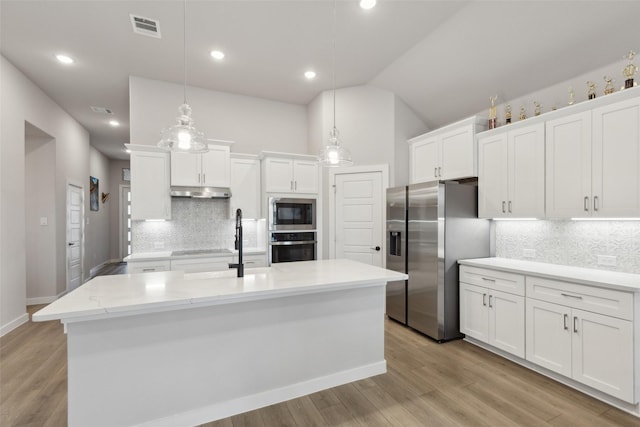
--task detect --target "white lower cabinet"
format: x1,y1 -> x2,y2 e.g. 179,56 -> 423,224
526,297 -> 634,402
460,284 -> 525,358
459,267 -> 525,358
127,260 -> 171,274
171,257 -> 232,273
460,262 -> 638,406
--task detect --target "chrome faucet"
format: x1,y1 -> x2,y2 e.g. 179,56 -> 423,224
228,208 -> 244,277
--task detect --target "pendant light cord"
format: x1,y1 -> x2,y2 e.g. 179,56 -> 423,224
332,0 -> 336,131
183,0 -> 187,105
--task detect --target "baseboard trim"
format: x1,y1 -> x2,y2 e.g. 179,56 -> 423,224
26,296 -> 57,305
0,313 -> 30,337
138,361 -> 387,427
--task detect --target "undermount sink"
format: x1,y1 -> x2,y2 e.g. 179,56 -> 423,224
171,248 -> 232,256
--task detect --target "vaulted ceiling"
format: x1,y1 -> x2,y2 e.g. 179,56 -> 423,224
2,1 -> 640,160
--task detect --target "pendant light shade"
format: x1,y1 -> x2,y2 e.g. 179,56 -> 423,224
319,0 -> 353,167
158,0 -> 208,154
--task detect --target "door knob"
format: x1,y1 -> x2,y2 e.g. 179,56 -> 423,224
371,246 -> 381,251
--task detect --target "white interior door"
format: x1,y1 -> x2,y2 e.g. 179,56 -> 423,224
334,171 -> 383,267
67,183 -> 83,291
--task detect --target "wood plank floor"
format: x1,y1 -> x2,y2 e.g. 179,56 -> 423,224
2,305 -> 638,427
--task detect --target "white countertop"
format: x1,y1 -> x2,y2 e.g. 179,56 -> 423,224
124,248 -> 266,262
458,257 -> 640,292
33,259 -> 407,323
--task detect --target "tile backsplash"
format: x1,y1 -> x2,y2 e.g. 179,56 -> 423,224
132,198 -> 261,253
495,220 -> 640,274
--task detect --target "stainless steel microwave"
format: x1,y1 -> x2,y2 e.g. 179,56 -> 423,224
269,197 -> 316,231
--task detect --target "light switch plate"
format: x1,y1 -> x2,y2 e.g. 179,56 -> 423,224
597,255 -> 617,267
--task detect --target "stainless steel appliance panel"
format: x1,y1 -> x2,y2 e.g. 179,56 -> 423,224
406,182 -> 439,337
269,198 -> 316,231
385,186 -> 407,324
270,232 -> 316,263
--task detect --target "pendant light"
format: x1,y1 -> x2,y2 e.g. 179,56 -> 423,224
319,0 -> 353,167
157,0 -> 208,154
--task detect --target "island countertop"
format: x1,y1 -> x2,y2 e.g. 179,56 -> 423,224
33,259 -> 407,323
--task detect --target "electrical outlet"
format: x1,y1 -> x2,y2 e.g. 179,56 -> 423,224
597,255 -> 617,267
523,248 -> 536,258
154,241 -> 165,249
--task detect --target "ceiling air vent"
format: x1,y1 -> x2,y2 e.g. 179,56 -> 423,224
130,14 -> 161,39
90,106 -> 113,114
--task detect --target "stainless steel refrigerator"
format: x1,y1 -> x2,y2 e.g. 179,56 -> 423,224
386,181 -> 491,341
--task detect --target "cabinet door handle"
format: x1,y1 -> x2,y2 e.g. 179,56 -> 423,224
573,316 -> 578,333
593,196 -> 599,212
584,196 -> 589,212
508,201 -> 512,213
294,181 -> 297,191
290,181 -> 294,191
563,314 -> 569,330
502,201 -> 506,213
434,167 -> 438,178
438,166 -> 442,177
488,294 -> 493,308
482,293 -> 487,306
203,173 -> 206,184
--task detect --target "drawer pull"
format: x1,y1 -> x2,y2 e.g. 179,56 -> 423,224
563,314 -> 568,330
142,268 -> 155,272
482,277 -> 496,282
561,293 -> 583,299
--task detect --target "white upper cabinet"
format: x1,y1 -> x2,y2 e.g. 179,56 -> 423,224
478,123 -> 545,218
128,145 -> 171,220
230,155 -> 261,219
545,112 -> 592,218
409,117 -> 486,184
592,97 -> 640,217
262,154 -> 319,194
546,96 -> 640,218
171,144 -> 230,187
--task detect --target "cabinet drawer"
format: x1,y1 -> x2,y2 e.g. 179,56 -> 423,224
526,277 -> 634,321
459,265 -> 525,296
171,257 -> 232,273
128,260 -> 171,274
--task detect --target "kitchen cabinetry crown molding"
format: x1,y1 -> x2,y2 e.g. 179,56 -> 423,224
477,85 -> 640,138
407,115 -> 487,144
125,143 -> 169,153
259,151 -> 319,161
231,152 -> 260,160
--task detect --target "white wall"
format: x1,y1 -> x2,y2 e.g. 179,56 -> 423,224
25,131 -> 57,303
393,96 -> 428,187
1,55 -> 91,336
109,159 -> 130,261
87,147 -> 111,271
129,76 -> 308,154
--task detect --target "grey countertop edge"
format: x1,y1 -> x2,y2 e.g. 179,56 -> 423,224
458,257 -> 640,292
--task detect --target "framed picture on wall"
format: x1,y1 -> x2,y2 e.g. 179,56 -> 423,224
90,176 -> 99,211
122,168 -> 130,182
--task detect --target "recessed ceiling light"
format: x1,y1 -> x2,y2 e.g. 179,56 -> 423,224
210,50 -> 225,60
56,54 -> 74,64
304,71 -> 317,80
109,120 -> 120,127
359,0 -> 377,10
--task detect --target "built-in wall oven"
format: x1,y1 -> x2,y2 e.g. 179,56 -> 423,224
269,197 -> 316,231
270,232 -> 316,263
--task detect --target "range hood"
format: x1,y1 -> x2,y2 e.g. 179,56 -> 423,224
170,186 -> 231,199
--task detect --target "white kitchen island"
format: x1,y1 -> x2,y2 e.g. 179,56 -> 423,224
33,259 -> 406,427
